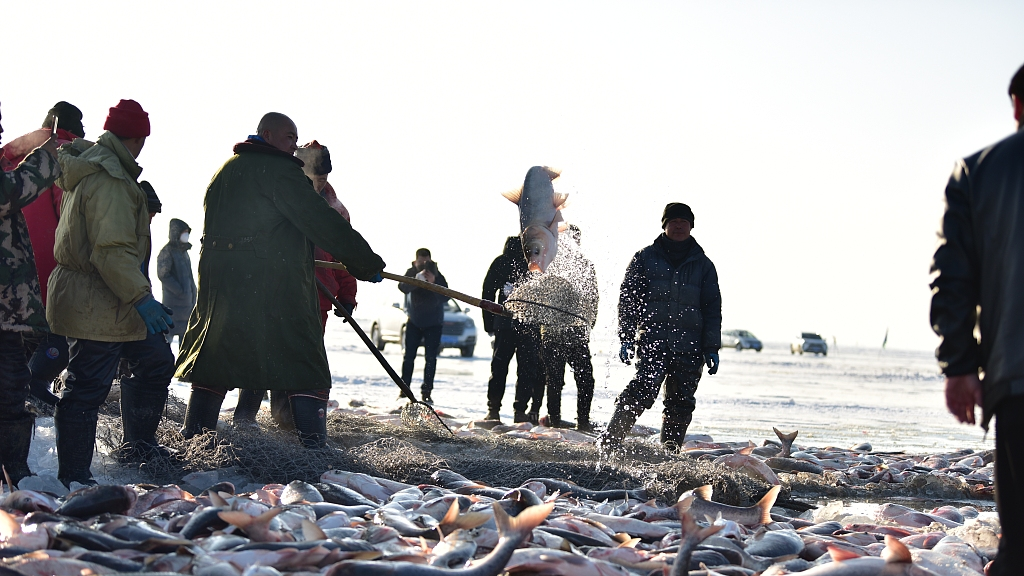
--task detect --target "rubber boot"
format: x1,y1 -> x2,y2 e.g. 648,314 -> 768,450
181,387 -> 226,439
233,389 -> 265,426
116,377 -> 175,462
577,389 -> 594,433
54,407 -> 99,488
660,413 -> 691,452
0,414 -> 35,488
290,394 -> 328,449
270,390 -> 295,430
513,411 -> 530,423
597,400 -> 642,456
484,409 -> 501,421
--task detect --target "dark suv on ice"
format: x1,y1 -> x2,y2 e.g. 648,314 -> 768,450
791,332 -> 828,356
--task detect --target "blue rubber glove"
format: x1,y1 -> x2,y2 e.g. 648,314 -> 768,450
619,342 -> 635,365
368,273 -> 383,283
705,352 -> 720,375
134,295 -> 174,335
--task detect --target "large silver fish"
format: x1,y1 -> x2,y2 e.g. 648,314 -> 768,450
502,166 -> 568,273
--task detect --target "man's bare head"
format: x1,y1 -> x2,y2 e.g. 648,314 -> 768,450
257,112 -> 298,154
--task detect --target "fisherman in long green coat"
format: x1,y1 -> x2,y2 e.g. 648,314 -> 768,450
175,113 -> 385,448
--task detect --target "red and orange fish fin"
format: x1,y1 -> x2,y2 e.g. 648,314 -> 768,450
882,535 -> 914,563
0,509 -> 20,538
739,445 -> 755,455
501,188 -> 523,205
302,518 -> 326,541
694,485 -> 714,501
552,192 -> 570,211
827,545 -> 864,562
756,486 -> 781,525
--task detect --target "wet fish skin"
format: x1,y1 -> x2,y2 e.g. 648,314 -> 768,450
525,478 -> 648,502
324,501 -> 553,576
765,457 -> 825,475
2,490 -> 59,513
54,485 -> 136,519
678,485 -> 780,527
502,166 -> 566,273
314,482 -> 379,508
428,529 -> 478,568
280,481 -> 324,505
743,529 -> 804,557
179,506 -> 228,539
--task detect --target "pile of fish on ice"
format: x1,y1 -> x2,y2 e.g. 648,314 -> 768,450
1,455 -> 1001,576
396,403 -> 996,502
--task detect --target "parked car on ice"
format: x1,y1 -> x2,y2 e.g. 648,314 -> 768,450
371,298 -> 478,357
791,332 -> 828,356
722,329 -> 762,352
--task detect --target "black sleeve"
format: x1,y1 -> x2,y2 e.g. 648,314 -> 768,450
618,251 -> 647,343
481,256 -> 505,333
930,159 -> 981,376
700,259 -> 723,353
398,266 -> 417,294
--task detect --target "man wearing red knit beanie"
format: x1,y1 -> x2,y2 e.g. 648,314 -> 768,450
48,99 -> 176,487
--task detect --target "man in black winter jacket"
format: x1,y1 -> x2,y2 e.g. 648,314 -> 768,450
930,63 -> 1024,576
481,236 -> 546,423
599,203 -> 722,453
400,249 -> 448,403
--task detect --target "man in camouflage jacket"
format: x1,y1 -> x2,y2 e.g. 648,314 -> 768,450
0,104 -> 61,487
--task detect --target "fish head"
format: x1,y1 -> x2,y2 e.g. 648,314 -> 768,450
522,226 -> 557,273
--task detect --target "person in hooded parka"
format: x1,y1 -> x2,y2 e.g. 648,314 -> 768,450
157,218 -> 196,346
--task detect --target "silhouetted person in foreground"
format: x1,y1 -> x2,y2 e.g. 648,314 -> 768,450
930,62 -> 1024,576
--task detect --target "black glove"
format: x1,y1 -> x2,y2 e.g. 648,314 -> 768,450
333,302 -> 356,322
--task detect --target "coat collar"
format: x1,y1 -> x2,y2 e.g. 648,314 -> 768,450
232,138 -> 305,167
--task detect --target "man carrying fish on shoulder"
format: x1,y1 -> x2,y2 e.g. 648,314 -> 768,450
599,202 -> 722,454
175,112 -> 385,450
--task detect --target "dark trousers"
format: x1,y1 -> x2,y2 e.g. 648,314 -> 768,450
538,326 -> 595,422
617,347 -> 702,430
512,323 -> 545,415
992,395 -> 1024,575
59,333 -> 175,416
485,322 -> 546,415
402,322 -> 442,395
0,330 -> 31,420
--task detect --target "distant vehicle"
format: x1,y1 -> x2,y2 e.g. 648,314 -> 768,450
791,332 -> 828,356
371,297 -> 478,357
722,329 -> 762,352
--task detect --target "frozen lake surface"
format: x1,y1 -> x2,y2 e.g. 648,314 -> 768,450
208,310 -> 990,456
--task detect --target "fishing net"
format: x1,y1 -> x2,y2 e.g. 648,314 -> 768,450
91,390 -> 975,506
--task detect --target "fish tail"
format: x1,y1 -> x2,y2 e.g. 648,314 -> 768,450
773,427 -> 798,446
302,518 -> 327,541
756,486 -> 781,525
493,502 -> 554,540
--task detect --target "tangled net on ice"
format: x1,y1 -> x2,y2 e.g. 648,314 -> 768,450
90,392 -> 985,507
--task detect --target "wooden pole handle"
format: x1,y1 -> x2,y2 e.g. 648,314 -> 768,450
314,260 -> 510,317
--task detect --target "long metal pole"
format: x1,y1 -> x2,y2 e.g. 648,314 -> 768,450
314,260 -> 509,317
315,278 -> 453,436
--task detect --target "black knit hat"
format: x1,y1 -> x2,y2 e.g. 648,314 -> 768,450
662,202 -> 694,228
42,101 -> 85,138
139,181 -> 162,214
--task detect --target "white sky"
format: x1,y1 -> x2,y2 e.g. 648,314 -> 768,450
4,1 -> 1022,351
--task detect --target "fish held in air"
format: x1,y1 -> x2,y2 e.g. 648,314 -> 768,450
502,166 -> 568,273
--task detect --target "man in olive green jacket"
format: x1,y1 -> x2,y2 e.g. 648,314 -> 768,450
175,113 -> 385,449
49,100 -> 176,487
